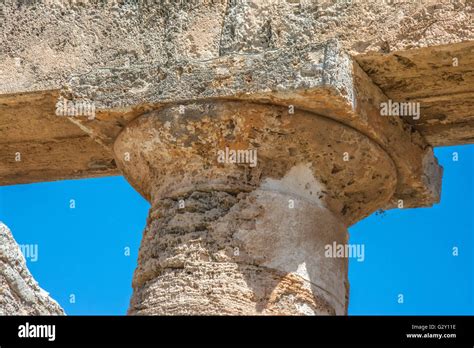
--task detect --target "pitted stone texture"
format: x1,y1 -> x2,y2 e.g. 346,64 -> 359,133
1,0 -> 471,94
67,40 -> 442,211
129,183 -> 348,315
0,0 -> 226,94
219,0 -> 472,55
356,42 -> 474,147
114,101 -> 398,315
114,101 -> 397,225
0,222 -> 64,315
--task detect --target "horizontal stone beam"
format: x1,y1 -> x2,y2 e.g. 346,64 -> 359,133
356,41 -> 474,147
7,41 -> 471,212
0,91 -> 119,186
1,0 -> 471,97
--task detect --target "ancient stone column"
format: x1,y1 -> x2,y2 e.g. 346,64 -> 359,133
114,101 -> 397,315
0,222 -> 64,315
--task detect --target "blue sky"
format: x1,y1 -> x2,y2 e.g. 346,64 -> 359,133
0,145 -> 472,315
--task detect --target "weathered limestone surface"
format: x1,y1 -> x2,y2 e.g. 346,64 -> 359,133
0,91 -> 119,185
0,1 -> 471,186
0,222 -> 64,315
0,1 -> 472,316
357,42 -> 474,146
69,40 -> 443,212
1,0 -> 471,94
129,188 -> 350,315
115,101 -> 397,314
0,0 -> 228,94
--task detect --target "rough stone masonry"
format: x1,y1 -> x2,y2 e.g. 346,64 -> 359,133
0,0 -> 472,315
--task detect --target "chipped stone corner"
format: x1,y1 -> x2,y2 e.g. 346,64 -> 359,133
421,148 -> 443,206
